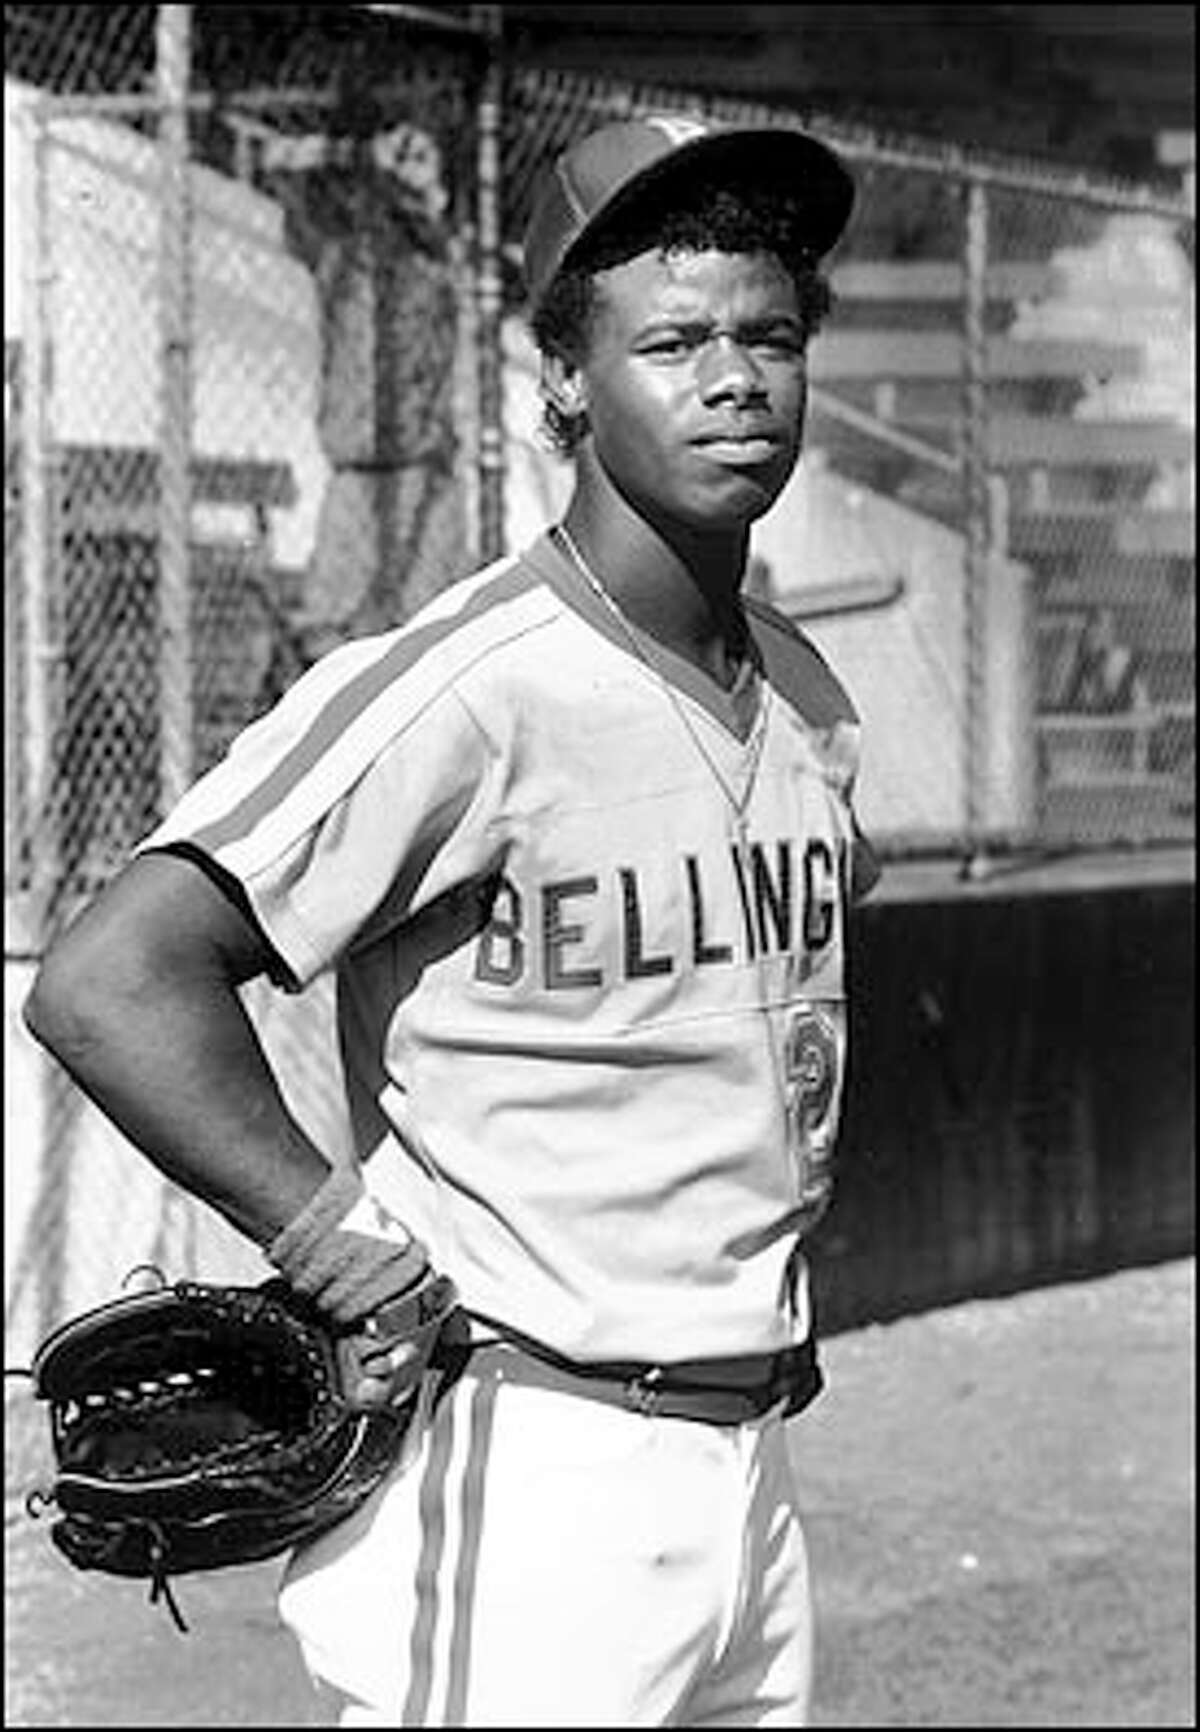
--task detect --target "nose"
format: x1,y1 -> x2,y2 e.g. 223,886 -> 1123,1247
698,334 -> 768,406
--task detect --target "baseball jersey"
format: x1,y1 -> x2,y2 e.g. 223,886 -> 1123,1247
139,530 -> 875,1363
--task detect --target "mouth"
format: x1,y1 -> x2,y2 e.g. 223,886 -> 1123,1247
692,432 -> 786,467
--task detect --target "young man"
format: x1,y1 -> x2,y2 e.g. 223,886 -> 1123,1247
25,114 -> 878,1726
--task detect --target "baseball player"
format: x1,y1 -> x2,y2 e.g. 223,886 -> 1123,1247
25,113 -> 878,1725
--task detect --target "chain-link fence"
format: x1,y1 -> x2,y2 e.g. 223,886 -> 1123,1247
5,5 -> 1195,1368
498,63 -> 1195,863
5,3 -> 494,1376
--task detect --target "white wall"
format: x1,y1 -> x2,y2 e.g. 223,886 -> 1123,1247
5,77 -> 327,566
755,461 -> 1033,838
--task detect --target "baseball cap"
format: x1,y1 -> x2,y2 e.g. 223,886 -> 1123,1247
523,113 -> 855,314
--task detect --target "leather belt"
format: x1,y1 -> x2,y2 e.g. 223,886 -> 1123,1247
458,1320 -> 823,1427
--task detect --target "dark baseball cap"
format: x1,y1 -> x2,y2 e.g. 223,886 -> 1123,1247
523,113 -> 855,314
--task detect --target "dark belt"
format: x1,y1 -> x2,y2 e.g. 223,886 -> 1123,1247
455,1316 -> 823,1427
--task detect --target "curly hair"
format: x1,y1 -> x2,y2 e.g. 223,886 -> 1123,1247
530,177 -> 835,458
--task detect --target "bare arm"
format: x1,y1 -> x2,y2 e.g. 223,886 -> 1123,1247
22,851 -> 332,1245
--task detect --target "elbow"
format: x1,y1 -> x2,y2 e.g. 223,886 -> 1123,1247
24,858 -> 177,1064
23,936 -> 112,1068
23,947 -> 68,1054
23,852 -> 260,1069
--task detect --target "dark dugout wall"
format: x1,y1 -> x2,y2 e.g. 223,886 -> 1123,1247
815,880 -> 1195,1334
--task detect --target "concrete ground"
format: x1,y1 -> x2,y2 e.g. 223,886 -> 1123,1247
5,1257 -> 1194,1728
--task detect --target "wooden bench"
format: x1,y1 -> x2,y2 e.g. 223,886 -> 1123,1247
57,444 -> 297,540
1038,776 -> 1195,846
829,260 -> 1061,304
1009,508 -> 1195,561
809,331 -> 1143,383
814,256 -> 1194,856
1037,703 -> 1194,775
43,445 -> 303,877
1040,557 -> 1193,609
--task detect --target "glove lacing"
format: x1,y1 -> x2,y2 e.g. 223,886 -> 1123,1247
143,1520 -> 189,1633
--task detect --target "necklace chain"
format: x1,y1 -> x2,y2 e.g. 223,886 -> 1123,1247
556,524 -> 771,838
557,528 -> 808,1207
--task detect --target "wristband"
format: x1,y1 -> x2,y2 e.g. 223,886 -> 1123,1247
267,1164 -> 430,1323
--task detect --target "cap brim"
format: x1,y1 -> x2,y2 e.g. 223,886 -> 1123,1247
560,126 -> 855,280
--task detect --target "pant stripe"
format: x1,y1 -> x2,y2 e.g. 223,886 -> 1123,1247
402,1394 -> 457,1726
443,1378 -> 499,1724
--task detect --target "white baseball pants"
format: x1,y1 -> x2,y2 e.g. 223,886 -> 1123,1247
279,1358 -> 815,1727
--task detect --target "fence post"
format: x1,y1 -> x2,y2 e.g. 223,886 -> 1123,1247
17,97 -> 64,932
961,170 -> 991,864
156,3 -> 194,814
150,4 -> 199,1272
9,94 -> 73,1350
472,4 -> 506,563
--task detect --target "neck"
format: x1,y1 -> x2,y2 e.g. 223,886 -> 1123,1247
562,486 -> 752,686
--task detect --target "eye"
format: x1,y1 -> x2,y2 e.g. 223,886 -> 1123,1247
639,331 -> 700,359
749,326 -> 807,358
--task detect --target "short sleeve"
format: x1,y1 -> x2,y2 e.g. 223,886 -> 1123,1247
136,638 -> 500,988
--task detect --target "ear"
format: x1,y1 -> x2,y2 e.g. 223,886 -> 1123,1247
540,350 -> 588,419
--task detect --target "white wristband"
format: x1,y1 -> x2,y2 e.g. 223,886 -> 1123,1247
339,1187 -> 417,1248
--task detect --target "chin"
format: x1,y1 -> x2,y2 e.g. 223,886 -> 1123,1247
686,476 -> 791,532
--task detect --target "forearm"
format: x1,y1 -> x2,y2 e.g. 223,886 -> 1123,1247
37,970 -> 328,1243
24,856 -> 331,1245
24,854 -> 453,1413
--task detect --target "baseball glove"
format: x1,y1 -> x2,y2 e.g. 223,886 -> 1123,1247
23,1269 -> 461,1631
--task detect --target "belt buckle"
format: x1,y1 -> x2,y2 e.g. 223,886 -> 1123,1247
624,1365 -> 664,1416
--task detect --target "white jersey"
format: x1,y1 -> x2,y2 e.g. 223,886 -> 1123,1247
141,531 -> 874,1362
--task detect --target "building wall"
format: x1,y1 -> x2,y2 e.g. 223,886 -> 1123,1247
815,879 -> 1195,1333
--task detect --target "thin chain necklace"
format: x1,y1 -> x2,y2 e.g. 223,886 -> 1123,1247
558,525 -> 825,1248
558,523 -> 797,1184
556,523 -> 772,846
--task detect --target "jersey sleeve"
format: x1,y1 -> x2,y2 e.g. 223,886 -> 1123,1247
134,632 -> 500,989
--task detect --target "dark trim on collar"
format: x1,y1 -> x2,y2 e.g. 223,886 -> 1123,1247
525,529 -> 765,742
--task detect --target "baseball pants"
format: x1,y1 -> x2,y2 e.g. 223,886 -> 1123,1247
278,1352 -> 815,1727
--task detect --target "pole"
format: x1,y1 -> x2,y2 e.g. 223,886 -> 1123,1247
156,4 -> 194,813
16,95 -> 72,1345
472,5 -> 506,562
154,3 -> 197,1268
961,172 -> 990,867
16,97 -> 62,924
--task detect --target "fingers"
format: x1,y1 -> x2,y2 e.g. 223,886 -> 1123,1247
347,1369 -> 413,1410
333,1272 -> 459,1412
345,1367 -> 418,1409
358,1338 -> 418,1376
337,1332 -> 423,1411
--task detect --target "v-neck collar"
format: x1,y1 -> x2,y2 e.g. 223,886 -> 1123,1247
528,530 -> 766,744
